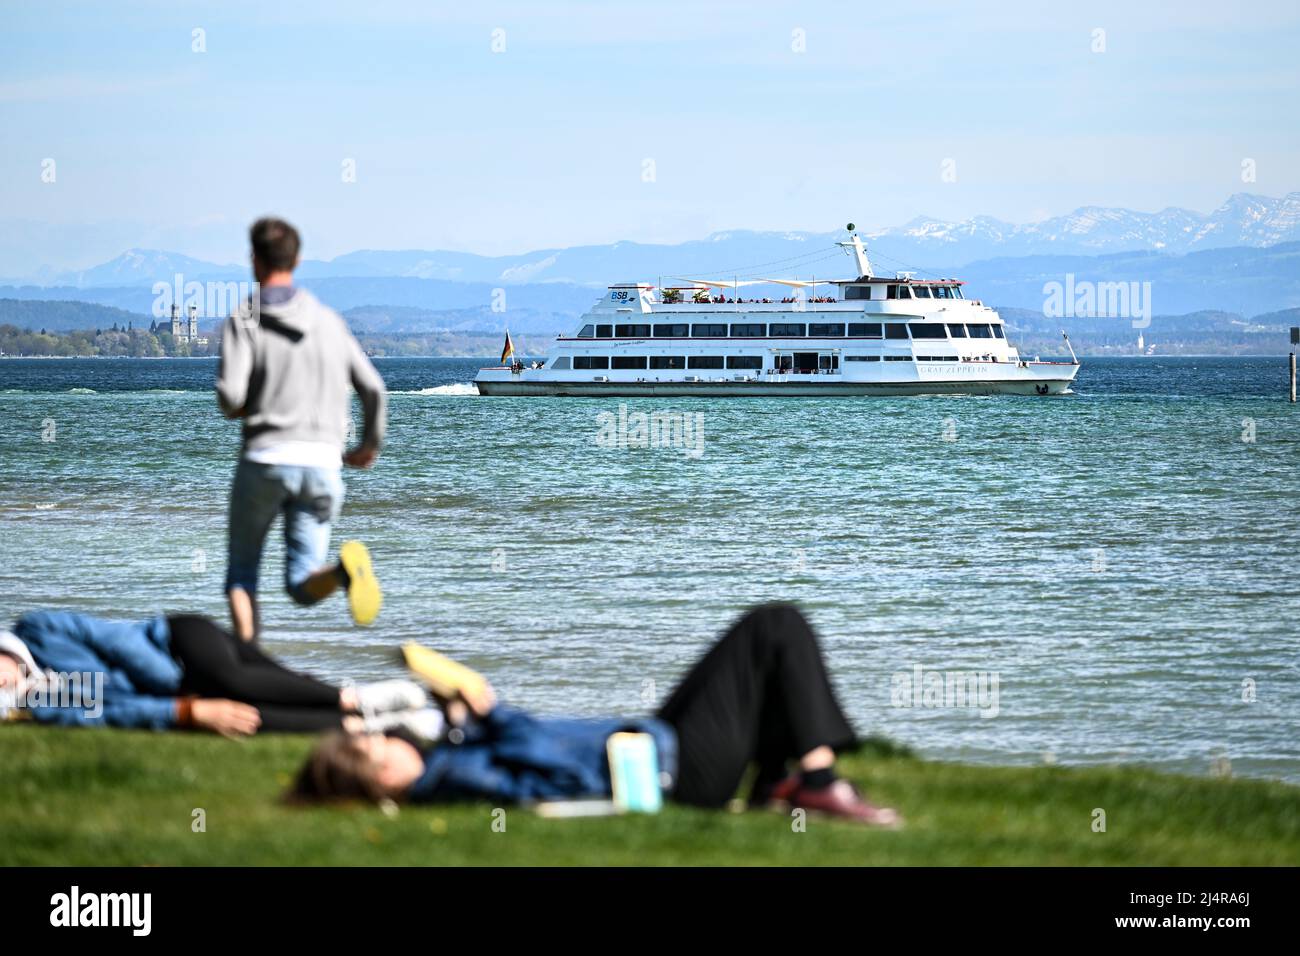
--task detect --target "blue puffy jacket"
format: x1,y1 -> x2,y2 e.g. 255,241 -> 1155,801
12,610 -> 180,729
409,705 -> 678,804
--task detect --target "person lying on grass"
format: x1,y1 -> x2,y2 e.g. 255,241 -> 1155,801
0,611 -> 431,738
293,603 -> 901,826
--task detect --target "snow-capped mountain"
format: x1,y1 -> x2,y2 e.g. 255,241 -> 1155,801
42,248 -> 245,289
864,193 -> 1300,267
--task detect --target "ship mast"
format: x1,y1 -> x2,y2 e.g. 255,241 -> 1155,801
836,223 -> 874,280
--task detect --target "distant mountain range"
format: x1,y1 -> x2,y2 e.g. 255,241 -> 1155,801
6,192 -> 1300,290
866,192 -> 1300,266
1,192 -> 1297,351
4,239 -> 1298,327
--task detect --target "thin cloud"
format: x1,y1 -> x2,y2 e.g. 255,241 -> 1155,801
0,71 -> 198,103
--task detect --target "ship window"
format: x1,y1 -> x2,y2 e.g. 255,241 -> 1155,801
931,287 -> 950,299
968,323 -> 993,338
774,355 -> 793,371
769,323 -> 806,337
947,323 -> 967,337
992,325 -> 1006,339
688,355 -> 725,369
727,355 -> 763,369
614,324 -> 651,338
729,323 -> 765,337
595,324 -> 612,338
653,323 -> 689,337
953,287 -> 964,299
884,323 -> 909,340
896,286 -> 913,299
808,323 -> 846,336
884,355 -> 912,361
649,356 -> 686,369
908,323 -> 947,339
845,286 -> 872,300
574,356 -> 610,370
611,356 -> 648,369
848,323 -> 882,338
577,324 -> 595,337
845,355 -> 880,362
551,356 -> 571,370
818,354 -> 839,370
913,286 -> 933,299
692,323 -> 728,337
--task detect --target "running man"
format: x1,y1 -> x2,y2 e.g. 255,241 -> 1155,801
216,217 -> 387,640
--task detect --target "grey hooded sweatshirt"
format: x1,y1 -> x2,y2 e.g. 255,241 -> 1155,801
216,288 -> 387,455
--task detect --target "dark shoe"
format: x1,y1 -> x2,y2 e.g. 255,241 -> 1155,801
748,775 -> 791,809
766,776 -> 903,828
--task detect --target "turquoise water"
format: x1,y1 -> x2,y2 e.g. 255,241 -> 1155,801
1,357 -> 1298,782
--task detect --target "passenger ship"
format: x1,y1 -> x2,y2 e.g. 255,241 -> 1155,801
474,231 -> 1079,396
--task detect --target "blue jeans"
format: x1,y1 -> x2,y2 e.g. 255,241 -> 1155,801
226,460 -> 345,605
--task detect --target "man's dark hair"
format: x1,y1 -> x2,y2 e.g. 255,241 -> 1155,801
250,217 -> 301,272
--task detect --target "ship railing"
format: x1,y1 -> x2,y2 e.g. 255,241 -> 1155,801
659,297 -> 840,306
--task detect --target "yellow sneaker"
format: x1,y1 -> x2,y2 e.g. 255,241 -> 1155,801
339,540 -> 381,625
401,643 -> 495,715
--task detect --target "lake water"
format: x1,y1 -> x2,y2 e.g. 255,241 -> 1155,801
1,356 -> 1297,782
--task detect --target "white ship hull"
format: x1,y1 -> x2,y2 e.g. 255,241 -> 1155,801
476,363 -> 1077,397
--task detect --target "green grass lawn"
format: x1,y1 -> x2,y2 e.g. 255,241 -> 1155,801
2,724 -> 1297,866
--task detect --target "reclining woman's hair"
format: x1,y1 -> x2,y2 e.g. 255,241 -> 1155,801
289,732 -> 393,804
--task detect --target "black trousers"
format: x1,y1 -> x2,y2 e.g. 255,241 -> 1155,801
656,603 -> 858,807
167,615 -> 344,733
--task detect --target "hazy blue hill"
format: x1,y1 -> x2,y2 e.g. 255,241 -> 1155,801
342,304 -> 573,335
296,248 -> 520,282
48,248 -> 243,288
308,276 -> 596,313
959,242 -> 1300,316
0,277 -> 600,326
0,298 -> 152,333
1249,306 -> 1300,327
1000,306 -> 1290,354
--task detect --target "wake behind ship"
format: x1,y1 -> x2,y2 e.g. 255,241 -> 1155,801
475,230 -> 1079,397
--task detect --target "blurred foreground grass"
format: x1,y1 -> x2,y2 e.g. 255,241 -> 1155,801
2,724 -> 1297,865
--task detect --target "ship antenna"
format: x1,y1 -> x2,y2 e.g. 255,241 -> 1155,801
1061,330 -> 1079,365
836,223 -> 874,279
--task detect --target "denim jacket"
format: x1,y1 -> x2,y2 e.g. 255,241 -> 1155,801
409,705 -> 678,804
12,610 -> 180,729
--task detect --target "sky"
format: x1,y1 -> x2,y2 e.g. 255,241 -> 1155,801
1,0 -> 1298,271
